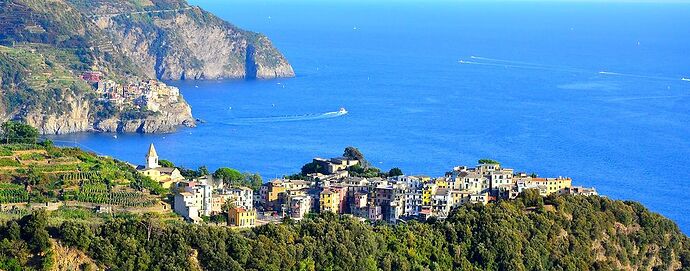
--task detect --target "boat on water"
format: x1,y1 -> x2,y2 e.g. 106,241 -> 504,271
681,78 -> 690,82
339,107 -> 348,114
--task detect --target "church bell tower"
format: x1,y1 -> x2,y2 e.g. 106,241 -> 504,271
146,143 -> 160,169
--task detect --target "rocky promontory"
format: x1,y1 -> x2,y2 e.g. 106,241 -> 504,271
95,101 -> 196,134
17,82 -> 195,135
0,0 -> 294,135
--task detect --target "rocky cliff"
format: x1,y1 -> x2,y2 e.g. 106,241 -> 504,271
81,1 -> 295,80
94,101 -> 195,134
9,79 -> 195,135
0,0 -> 293,134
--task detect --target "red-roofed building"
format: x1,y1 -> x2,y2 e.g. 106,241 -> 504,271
81,71 -> 102,83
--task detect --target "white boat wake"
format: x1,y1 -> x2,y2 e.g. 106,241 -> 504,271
598,71 -> 679,81
217,109 -> 348,125
461,56 -> 586,73
460,56 -> 688,83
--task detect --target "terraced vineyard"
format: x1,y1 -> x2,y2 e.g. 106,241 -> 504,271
61,171 -> 100,182
73,191 -> 157,207
0,143 -> 162,207
0,183 -> 28,203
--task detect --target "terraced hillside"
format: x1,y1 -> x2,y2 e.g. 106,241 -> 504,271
0,142 -> 165,212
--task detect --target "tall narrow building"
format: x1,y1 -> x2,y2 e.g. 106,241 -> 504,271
146,143 -> 160,169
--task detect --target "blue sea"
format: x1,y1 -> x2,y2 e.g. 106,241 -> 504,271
50,1 -> 690,232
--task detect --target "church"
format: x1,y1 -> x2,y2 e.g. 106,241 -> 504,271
137,143 -> 185,189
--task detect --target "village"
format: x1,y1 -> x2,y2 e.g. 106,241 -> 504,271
81,71 -> 182,113
138,144 -> 598,228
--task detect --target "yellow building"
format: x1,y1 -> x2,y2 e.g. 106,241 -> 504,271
422,183 -> 437,206
320,189 -> 340,213
267,182 -> 286,205
451,191 -> 471,207
531,177 -> 572,195
435,178 -> 449,189
228,207 -> 256,228
137,144 -> 184,188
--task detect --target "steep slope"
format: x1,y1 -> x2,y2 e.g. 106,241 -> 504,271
0,0 -> 293,134
1,195 -> 688,270
69,0 -> 295,80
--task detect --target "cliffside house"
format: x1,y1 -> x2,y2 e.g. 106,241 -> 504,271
228,207 -> 256,228
174,180 -> 213,223
137,143 -> 184,189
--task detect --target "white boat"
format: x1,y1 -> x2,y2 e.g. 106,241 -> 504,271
681,78 -> 690,82
339,107 -> 348,114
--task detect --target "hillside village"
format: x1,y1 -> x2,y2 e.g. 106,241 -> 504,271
4,127 -> 690,271
83,71 -> 182,113
138,144 -> 597,227
0,123 -> 598,229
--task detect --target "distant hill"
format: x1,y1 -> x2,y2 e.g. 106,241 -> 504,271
0,0 -> 294,134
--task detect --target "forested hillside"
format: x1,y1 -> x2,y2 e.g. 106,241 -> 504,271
2,194 -> 688,271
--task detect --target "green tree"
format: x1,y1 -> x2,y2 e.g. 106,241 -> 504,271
222,200 -> 236,212
388,167 -> 403,177
159,159 -> 174,168
59,221 -> 93,251
519,189 -> 544,209
1,121 -> 39,144
197,166 -> 209,176
20,209 -> 50,253
213,167 -> 243,186
6,221 -> 20,241
301,161 -> 325,175
243,172 -> 263,190
478,159 -> 500,165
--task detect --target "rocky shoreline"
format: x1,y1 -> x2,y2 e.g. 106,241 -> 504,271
22,94 -> 196,135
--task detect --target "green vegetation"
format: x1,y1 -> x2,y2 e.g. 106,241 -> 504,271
0,194 -> 688,270
0,0 -> 157,126
178,165 -> 209,179
0,142 -> 161,206
0,45 -> 96,117
212,167 -> 243,184
297,147 -> 391,179
300,160 -> 325,175
388,167 -> 403,177
343,146 -> 370,167
0,121 -> 38,144
478,158 -> 500,165
211,168 -> 262,190
347,163 -> 383,178
0,183 -> 29,203
158,159 -> 174,168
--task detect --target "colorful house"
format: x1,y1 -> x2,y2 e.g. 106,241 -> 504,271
422,183 -> 437,206
319,188 -> 340,213
228,207 -> 256,228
